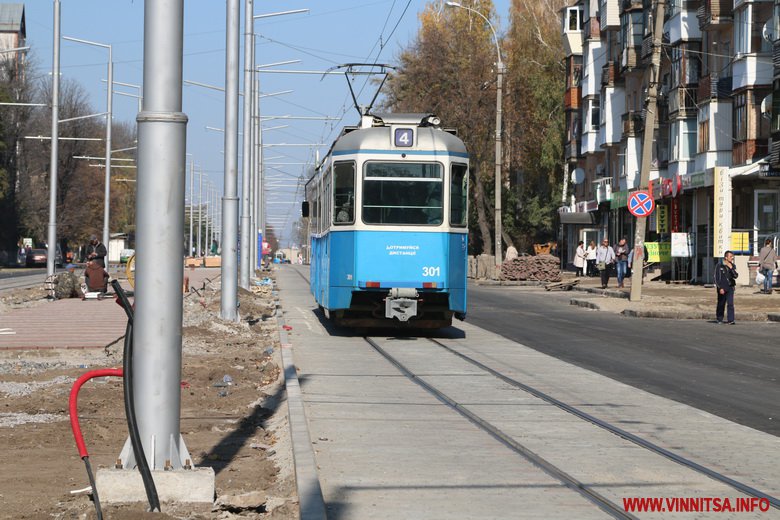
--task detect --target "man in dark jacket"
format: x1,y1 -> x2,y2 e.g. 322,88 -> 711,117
714,250 -> 738,324
86,235 -> 107,268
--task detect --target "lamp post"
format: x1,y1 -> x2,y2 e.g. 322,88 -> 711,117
444,1 -> 504,266
63,36 -> 113,254
46,0 -> 61,279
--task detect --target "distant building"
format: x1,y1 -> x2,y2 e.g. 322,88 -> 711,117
560,0 -> 777,284
0,3 -> 26,80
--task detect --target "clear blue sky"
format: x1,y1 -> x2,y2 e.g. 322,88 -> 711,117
22,0 -> 511,247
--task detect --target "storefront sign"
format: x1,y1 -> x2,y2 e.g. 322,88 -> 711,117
575,200 -> 598,213
611,190 -> 629,209
683,170 -> 714,190
656,205 -> 669,233
671,233 -> 693,257
730,232 -> 751,254
671,197 -> 680,232
759,163 -> 780,177
713,167 -> 731,257
646,242 -> 671,262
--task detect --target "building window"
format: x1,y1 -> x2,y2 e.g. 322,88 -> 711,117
590,98 -> 600,130
734,6 -> 750,55
734,92 -> 747,142
682,119 -> 697,159
565,7 -> 582,32
698,115 -> 709,154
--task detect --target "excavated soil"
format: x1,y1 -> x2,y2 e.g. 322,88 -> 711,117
0,277 -> 298,519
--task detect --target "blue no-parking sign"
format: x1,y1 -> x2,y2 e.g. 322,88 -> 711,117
627,190 -> 655,217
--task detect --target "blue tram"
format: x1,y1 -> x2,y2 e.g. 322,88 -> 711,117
303,112 -> 469,328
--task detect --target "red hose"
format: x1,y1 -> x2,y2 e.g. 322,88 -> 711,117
69,368 -> 123,458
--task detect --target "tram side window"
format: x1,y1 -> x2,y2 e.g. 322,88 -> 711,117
362,162 -> 443,225
450,163 -> 468,227
333,161 -> 355,224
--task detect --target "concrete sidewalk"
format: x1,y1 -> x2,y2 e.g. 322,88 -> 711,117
0,267 -> 221,350
477,274 -> 780,321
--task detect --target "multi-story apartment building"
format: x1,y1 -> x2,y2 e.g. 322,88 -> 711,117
560,0 -> 778,283
0,4 -> 25,80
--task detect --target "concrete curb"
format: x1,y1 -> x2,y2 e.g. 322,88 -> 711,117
277,310 -> 327,520
572,285 -> 630,299
570,298 -> 601,310
472,279 -> 544,286
620,309 -> 770,321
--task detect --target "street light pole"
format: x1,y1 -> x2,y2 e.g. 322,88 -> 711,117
46,0 -> 61,279
239,0 -> 254,289
63,36 -> 113,255
444,2 -> 504,265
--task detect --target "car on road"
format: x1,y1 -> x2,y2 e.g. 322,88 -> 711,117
120,248 -> 135,264
25,249 -> 47,267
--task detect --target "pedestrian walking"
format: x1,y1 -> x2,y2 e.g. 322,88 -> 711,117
595,238 -> 616,289
614,237 -> 630,288
585,240 -> 597,276
574,240 -> 586,277
714,250 -> 738,324
757,238 -> 777,294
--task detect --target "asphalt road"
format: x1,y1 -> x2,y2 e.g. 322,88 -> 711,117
467,283 -> 780,436
0,268 -> 46,292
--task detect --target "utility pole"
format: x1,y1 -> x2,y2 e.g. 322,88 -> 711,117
629,0 -> 666,302
221,0 -> 240,321
46,0 -> 60,279
239,0 -> 254,289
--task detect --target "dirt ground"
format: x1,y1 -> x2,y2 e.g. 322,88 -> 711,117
0,276 -> 298,519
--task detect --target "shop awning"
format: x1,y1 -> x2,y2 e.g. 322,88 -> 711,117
559,211 -> 596,224
729,160 -> 765,178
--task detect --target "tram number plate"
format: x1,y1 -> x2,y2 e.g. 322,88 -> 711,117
394,128 -> 413,147
422,266 -> 440,277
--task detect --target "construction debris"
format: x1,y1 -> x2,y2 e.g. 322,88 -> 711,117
501,254 -> 562,282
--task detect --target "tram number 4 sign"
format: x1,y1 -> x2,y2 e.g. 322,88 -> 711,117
627,190 -> 655,218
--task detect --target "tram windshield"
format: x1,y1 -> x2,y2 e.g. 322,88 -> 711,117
362,162 -> 443,225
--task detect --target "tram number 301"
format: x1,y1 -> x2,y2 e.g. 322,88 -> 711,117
422,266 -> 441,277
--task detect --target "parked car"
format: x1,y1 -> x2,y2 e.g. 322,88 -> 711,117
119,249 -> 134,264
25,249 -> 47,267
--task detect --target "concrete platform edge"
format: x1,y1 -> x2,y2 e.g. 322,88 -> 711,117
94,467 -> 215,504
277,310 -> 327,520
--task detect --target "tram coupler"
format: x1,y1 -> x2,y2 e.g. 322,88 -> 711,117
385,288 -> 418,322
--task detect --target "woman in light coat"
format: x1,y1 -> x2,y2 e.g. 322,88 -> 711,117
574,240 -> 586,277
585,240 -> 597,277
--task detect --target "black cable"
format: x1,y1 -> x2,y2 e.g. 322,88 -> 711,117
82,456 -> 103,520
112,280 -> 161,512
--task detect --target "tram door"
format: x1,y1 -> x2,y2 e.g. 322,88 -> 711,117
754,190 -> 780,253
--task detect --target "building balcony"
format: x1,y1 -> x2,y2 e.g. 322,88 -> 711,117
601,61 -> 620,86
563,30 -> 583,56
621,46 -> 641,71
697,73 -> 732,100
696,0 -> 732,30
564,87 -> 581,109
622,111 -> 644,136
668,87 -> 698,117
565,140 -> 581,161
599,0 -> 620,30
584,16 -> 600,40
732,53 -> 772,91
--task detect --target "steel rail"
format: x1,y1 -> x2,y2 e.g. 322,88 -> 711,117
427,338 -> 780,509
363,336 -> 637,520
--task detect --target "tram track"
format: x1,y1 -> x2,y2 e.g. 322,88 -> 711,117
425,337 -> 780,510
289,265 -> 779,512
363,334 -> 780,518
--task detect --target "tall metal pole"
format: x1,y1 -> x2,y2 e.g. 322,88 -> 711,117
221,0 -> 240,320
103,48 -> 113,254
253,72 -> 261,269
204,184 -> 210,255
189,160 -> 194,255
46,0 -> 60,278
239,0 -> 254,288
629,0 -> 666,302
132,0 -> 190,469
494,62 -> 504,266
197,168 -> 203,256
